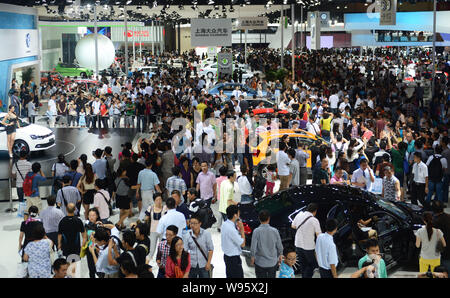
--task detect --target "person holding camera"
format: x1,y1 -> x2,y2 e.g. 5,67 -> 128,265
88,227 -> 119,278
351,260 -> 379,278
357,238 -> 388,278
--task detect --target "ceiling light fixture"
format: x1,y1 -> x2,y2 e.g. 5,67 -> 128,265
208,0 -> 215,4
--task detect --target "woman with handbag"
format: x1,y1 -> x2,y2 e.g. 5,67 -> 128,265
416,212 -> 447,273
165,236 -> 191,278
113,167 -> 131,230
23,224 -> 53,278
144,192 -> 168,261
77,164 -> 97,220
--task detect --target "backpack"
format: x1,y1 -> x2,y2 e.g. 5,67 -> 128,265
195,205 -> 216,230
428,155 -> 443,183
23,173 -> 37,197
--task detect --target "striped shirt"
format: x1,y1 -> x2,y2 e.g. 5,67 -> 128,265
12,160 -> 32,188
56,186 -> 81,215
157,239 -> 171,267
40,206 -> 65,233
166,175 -> 187,203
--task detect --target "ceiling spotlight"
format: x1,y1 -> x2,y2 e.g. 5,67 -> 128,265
103,5 -> 108,9
283,0 -> 287,4
137,6 -> 142,10
208,0 -> 215,4
344,5 -> 348,8
153,1 -> 158,8
336,6 -> 340,9
126,0 -> 132,4
119,5 -> 124,10
214,5 -> 219,10
229,5 -> 234,12
222,5 -> 226,12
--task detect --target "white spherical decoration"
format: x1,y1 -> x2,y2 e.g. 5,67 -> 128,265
75,33 -> 115,71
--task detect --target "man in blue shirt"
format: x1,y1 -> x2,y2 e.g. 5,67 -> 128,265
221,205 -> 246,278
25,162 -> 47,214
315,219 -> 339,278
66,160 -> 82,187
92,149 -> 107,180
136,159 -> 161,220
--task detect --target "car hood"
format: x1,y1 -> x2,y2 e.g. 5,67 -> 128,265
19,124 -> 53,136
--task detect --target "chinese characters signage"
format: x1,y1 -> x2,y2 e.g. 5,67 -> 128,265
191,18 -> 232,47
237,17 -> 268,30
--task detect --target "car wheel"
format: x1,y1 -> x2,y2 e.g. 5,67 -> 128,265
80,72 -> 87,78
13,140 -> 30,158
207,72 -> 214,79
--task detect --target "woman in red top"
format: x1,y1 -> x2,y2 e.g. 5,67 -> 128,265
100,100 -> 109,128
165,236 -> 191,278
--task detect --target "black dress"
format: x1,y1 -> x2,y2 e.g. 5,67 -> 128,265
6,117 -> 17,135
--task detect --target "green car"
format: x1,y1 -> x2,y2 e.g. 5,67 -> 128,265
54,63 -> 93,78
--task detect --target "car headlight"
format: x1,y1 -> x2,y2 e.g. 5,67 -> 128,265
30,135 -> 39,140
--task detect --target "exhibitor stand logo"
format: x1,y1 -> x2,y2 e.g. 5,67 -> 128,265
25,33 -> 31,53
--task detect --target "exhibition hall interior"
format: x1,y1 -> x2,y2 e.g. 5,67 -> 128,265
0,0 -> 449,282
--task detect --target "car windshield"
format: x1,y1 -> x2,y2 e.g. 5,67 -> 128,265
374,196 -> 408,220
0,117 -> 29,128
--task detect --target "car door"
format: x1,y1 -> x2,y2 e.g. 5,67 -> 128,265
366,210 -> 404,268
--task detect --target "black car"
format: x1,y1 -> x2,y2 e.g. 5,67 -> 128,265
239,184 -> 424,273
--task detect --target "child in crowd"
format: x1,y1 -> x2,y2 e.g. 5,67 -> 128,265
79,108 -> 86,127
265,164 -> 276,195
279,247 -> 296,278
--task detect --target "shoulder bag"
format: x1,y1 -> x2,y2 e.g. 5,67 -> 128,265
295,215 -> 314,232
190,231 -> 214,278
97,191 -> 112,217
435,228 -> 445,254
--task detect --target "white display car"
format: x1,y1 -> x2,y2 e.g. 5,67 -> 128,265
167,58 -> 183,68
0,113 -> 55,157
199,62 -> 256,81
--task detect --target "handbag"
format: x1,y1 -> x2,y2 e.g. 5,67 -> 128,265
190,232 -> 214,278
17,262 -> 28,278
436,229 -> 445,254
80,240 -> 89,258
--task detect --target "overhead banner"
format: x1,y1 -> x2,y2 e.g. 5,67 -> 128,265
0,29 -> 39,61
310,11 -> 321,50
237,17 -> 268,30
379,0 -> 397,26
191,18 -> 232,47
217,52 -> 233,78
319,12 -> 330,28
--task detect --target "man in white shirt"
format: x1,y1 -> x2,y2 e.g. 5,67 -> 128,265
237,165 -> 253,204
329,91 -> 339,114
354,94 -> 363,110
291,203 -> 322,278
156,197 -> 186,238
277,142 -> 291,191
307,117 -> 320,136
91,97 -> 101,129
339,96 -> 351,113
411,152 -> 428,208
232,86 -> 242,99
351,158 -> 375,191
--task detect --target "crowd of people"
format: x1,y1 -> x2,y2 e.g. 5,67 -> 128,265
10,45 -> 450,278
